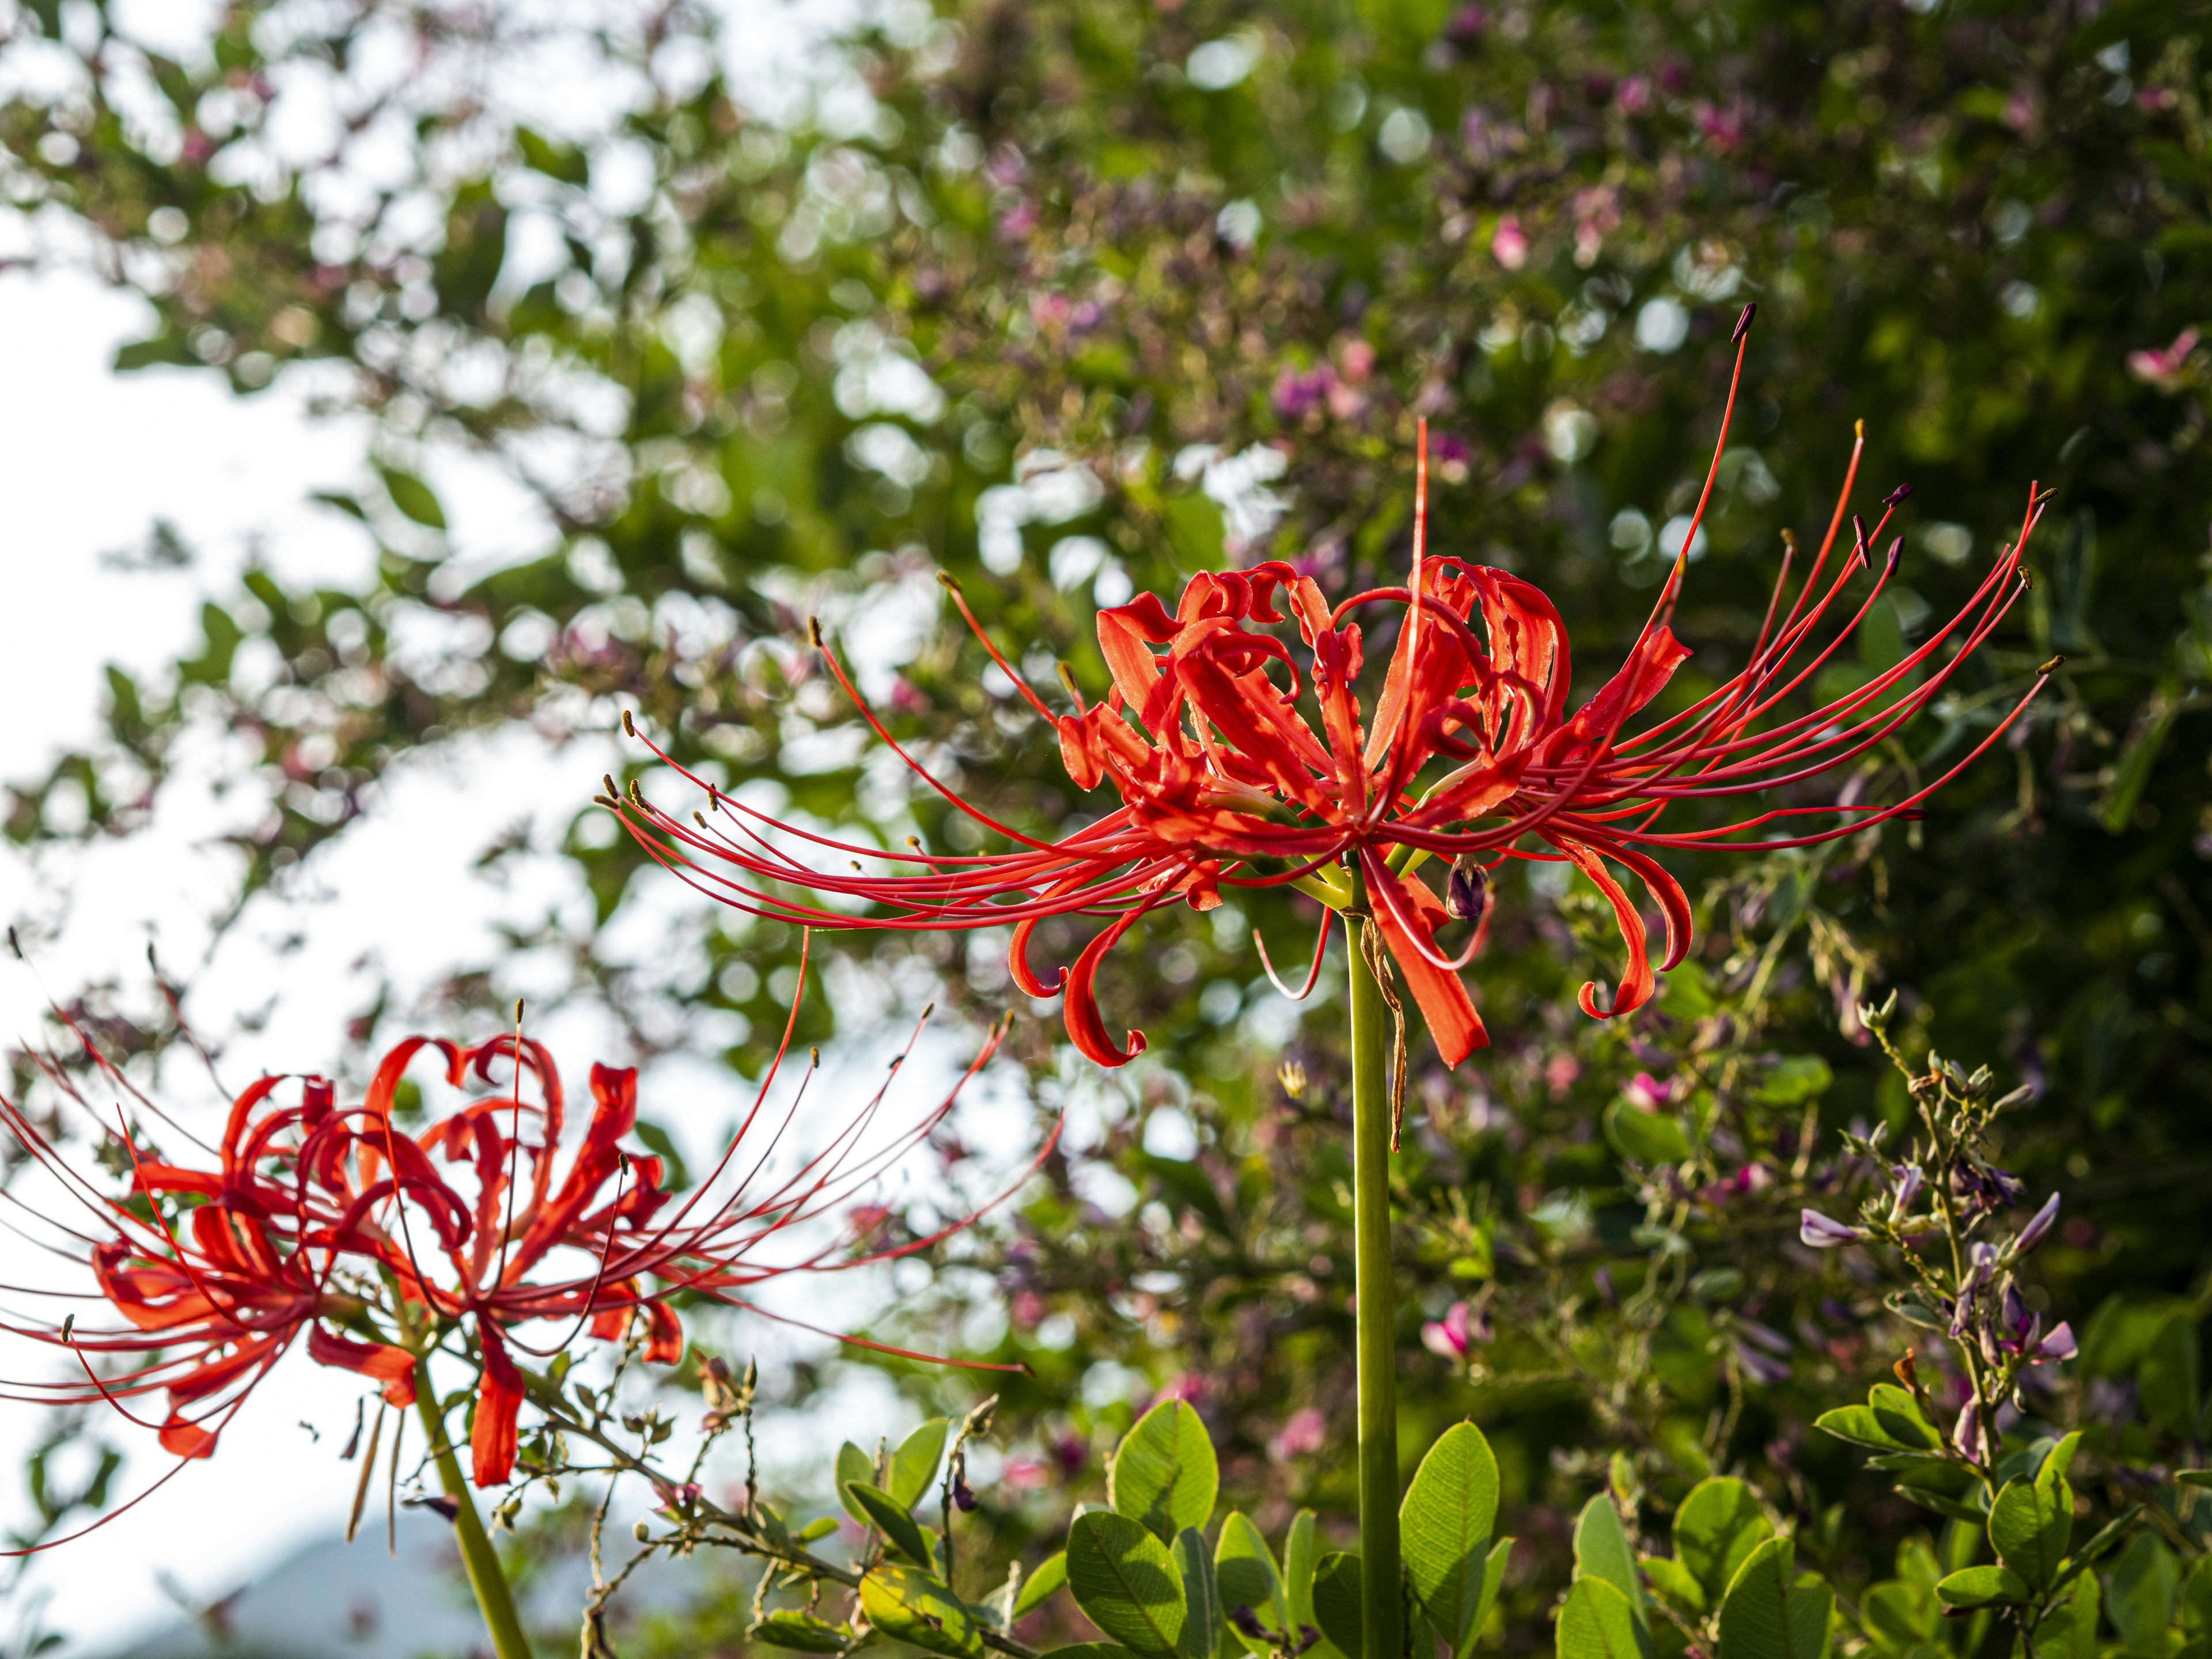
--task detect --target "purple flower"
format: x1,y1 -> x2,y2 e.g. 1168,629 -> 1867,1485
1733,1339 -> 1791,1386
1271,365 -> 1338,421
952,1472 -> 978,1511
2031,1322 -> 2078,1365
2012,1192 -> 2061,1258
1951,1160 -> 2027,1213
1890,1163 -> 1925,1218
1800,1209 -> 1865,1248
1952,1400 -> 1987,1461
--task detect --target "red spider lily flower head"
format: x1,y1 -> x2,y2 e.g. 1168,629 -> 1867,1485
0,948 -> 1049,1518
612,307 -> 2055,1072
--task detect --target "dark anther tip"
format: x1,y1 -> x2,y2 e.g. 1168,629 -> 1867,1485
935,570 -> 963,593
1883,483 -> 1914,507
807,616 -> 824,647
1733,302 -> 1757,343
620,709 -> 636,737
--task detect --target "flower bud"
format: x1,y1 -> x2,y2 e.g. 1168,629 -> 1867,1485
2010,1191 -> 2061,1259
1890,1163 -> 1924,1219
1445,857 -> 1490,924
2030,1321 -> 2078,1365
1799,1210 -> 1865,1248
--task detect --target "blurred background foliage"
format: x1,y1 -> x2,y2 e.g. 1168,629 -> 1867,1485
2,0 -> 2211,1651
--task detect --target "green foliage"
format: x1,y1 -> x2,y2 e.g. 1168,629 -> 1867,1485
1066,1511 -> 1186,1659
1107,1402 -> 1218,1545
1715,1540 -> 1833,1659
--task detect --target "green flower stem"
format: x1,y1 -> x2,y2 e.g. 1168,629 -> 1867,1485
410,1354 -> 536,1659
1347,904 -> 1403,1659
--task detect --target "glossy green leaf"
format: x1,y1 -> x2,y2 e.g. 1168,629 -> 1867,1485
861,1566 -> 986,1658
1312,1552 -> 1362,1659
1574,1495 -> 1647,1631
891,1418 -> 952,1511
1933,1566 -> 2031,1610
376,464 -> 446,530
1214,1512 -> 1288,1656
2183,1555 -> 2212,1645
1719,1540 -> 1834,1659
1558,1578 -> 1650,1659
796,1516 -> 840,1544
836,1442 -> 876,1526
1109,1401 -> 1218,1543
1283,1510 -> 1320,1642
1673,1478 -> 1772,1608
1067,1509 -> 1187,1659
1017,1553 -> 1070,1620
1988,1474 -> 2071,1590
1402,1422 -> 1501,1655
846,1480 -> 933,1570
752,1612 -> 850,1653
1641,1558 -> 1705,1616
1174,1527 -> 1221,1659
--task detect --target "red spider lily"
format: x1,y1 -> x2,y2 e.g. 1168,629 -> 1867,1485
0,952 -> 1047,1508
611,308 -> 2054,1071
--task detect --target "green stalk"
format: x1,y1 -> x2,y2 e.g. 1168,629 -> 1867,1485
1347,907 -> 1403,1659
410,1355 -> 536,1659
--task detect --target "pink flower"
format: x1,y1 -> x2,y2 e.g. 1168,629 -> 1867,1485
1490,215 -> 1529,271
1616,76 -> 1653,116
1272,365 -> 1338,421
1001,1457 -> 1050,1490
1622,1071 -> 1672,1112
1270,1407 -> 1327,1460
1422,1299 -> 1491,1357
2128,329 -> 2199,391
1800,1209 -> 1866,1248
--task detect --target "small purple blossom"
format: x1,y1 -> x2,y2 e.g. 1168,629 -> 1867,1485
1800,1209 -> 1865,1248
1733,1339 -> 1791,1386
1890,1163 -> 1925,1218
1271,364 -> 1338,421
2012,1192 -> 2061,1258
1952,1399 -> 1987,1461
2031,1322 -> 2078,1365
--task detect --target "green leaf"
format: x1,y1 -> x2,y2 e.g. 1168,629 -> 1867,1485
1469,1538 -> 1512,1656
1108,1401 -> 1218,1543
847,1481 -> 933,1569
2140,1313 -> 2200,1439
1933,1566 -> 2032,1610
837,1443 -> 877,1525
1558,1579 -> 1651,1659
376,464 -> 446,530
1215,1513 -> 1289,1656
1067,1510 -> 1188,1659
1603,1100 -> 1692,1165
1989,1474 -> 2071,1590
2039,1431 -> 2085,1489
1164,493 -> 1225,567
1574,1495 -> 1647,1631
1860,1582 -> 1939,1656
892,1419 -> 952,1510
1402,1422 -> 1502,1656
1641,1558 -> 1705,1616
1045,1649 -> 1143,1659
2177,1471 -> 2212,1488
2183,1556 -> 2212,1646
1017,1553 -> 1070,1620
1311,1554 -> 1362,1659
796,1516 -> 840,1544
752,1612 -> 850,1653
515,125 -> 590,185
1719,1540 -> 1834,1659
862,1567 -> 985,1658
1283,1510 -> 1320,1640
1175,1527 -> 1221,1659
2051,1577 -> 2101,1659
1673,1478 -> 1772,1609
2108,1533 -> 2179,1656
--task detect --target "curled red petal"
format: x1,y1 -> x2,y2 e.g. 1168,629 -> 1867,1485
469,1321 -> 524,1488
1548,838 -> 1657,1020
158,1414 -> 217,1459
1060,906 -> 1155,1068
306,1324 -> 418,1407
